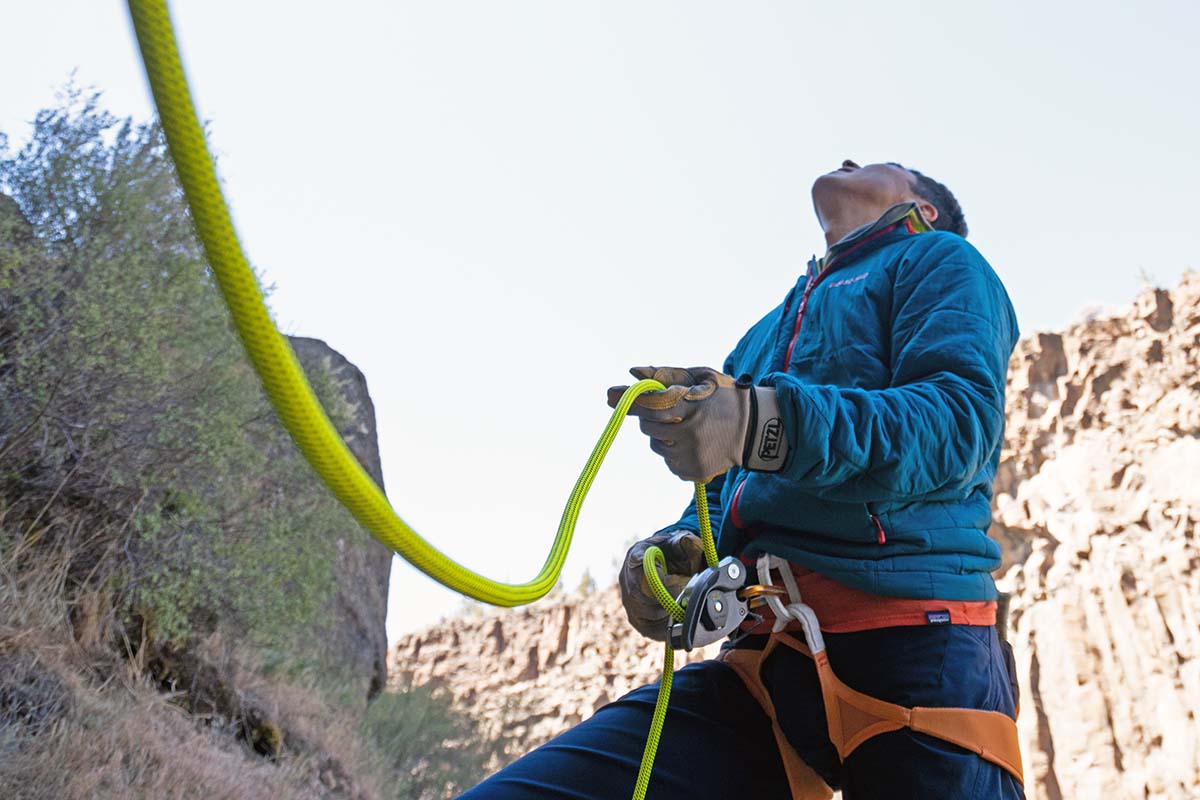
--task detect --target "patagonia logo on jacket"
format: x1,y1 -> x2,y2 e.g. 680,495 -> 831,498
826,271 -> 870,289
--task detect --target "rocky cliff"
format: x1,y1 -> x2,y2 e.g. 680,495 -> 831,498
390,273 -> 1200,799
994,276 -> 1199,799
291,336 -> 393,703
391,587 -> 722,756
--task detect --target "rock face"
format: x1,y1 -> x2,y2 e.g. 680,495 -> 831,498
995,276 -> 1200,800
291,336 -> 392,702
390,274 -> 1200,798
390,587 -> 721,758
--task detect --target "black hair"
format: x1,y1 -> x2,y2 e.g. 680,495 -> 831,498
889,163 -> 968,238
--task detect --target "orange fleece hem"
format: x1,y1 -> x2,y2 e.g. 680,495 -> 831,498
740,562 -> 997,634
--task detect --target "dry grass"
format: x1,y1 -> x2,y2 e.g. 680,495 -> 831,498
0,670 -> 323,800
1,94 -> 487,798
0,537 -> 348,800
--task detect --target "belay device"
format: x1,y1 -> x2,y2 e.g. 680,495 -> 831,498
669,557 -> 748,651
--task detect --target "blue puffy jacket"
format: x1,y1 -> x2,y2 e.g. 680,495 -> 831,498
664,203 -> 1019,602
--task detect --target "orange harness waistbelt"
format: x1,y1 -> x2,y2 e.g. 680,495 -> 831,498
718,631 -> 1023,798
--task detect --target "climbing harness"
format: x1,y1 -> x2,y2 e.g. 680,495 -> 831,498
711,555 -> 1026,792
654,554 -> 1026,795
639,542 -> 1026,796
123,2 -> 1022,796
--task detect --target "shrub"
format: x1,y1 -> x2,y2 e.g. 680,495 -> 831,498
1,86 -> 504,799
0,85 -> 349,652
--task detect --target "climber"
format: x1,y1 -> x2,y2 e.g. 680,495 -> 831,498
460,160 -> 1023,799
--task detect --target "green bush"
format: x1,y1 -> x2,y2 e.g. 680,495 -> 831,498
0,86 -> 351,650
1,87 -> 511,798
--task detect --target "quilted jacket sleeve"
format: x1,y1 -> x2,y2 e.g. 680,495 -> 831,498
763,242 -> 1018,503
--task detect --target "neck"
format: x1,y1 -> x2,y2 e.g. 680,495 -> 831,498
821,213 -> 877,249
819,200 -> 925,250
822,219 -> 864,249
816,199 -> 893,249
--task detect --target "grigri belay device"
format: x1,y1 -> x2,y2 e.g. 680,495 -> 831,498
669,555 -> 790,651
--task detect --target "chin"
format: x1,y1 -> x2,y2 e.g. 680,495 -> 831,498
811,172 -> 844,199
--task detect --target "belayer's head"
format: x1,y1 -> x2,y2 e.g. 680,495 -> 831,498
811,160 -> 967,247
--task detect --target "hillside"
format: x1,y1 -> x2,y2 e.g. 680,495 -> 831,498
391,273 -> 1200,799
1,96 -> 494,800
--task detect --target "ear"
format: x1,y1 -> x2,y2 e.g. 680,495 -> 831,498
916,199 -> 939,227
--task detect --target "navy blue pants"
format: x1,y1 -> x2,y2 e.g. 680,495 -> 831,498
460,624 -> 1024,799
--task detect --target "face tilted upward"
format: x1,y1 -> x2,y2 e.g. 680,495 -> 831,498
814,160 -> 921,212
810,159 -> 939,242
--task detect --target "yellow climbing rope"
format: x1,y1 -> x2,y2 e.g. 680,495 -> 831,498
635,487 -> 717,800
126,2 -> 713,795
128,0 -> 667,608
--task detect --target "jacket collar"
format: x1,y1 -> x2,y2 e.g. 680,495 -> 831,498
816,202 -> 933,274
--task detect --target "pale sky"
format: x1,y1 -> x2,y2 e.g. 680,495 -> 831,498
4,1 -> 1198,641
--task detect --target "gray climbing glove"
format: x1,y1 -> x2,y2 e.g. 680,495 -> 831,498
618,530 -> 706,641
607,366 -> 788,483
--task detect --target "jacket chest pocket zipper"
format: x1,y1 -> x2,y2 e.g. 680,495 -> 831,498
729,476 -> 749,529
870,514 -> 887,545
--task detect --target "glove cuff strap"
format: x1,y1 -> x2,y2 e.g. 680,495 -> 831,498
743,385 -> 787,472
